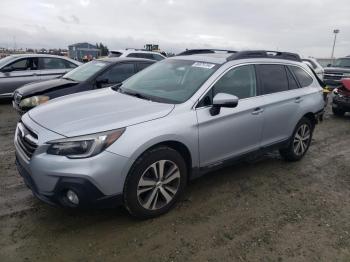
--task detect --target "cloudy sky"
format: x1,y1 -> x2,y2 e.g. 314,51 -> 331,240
0,0 -> 349,57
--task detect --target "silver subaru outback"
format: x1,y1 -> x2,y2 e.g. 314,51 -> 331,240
15,50 -> 324,218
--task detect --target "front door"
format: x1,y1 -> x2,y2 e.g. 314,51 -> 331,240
196,64 -> 264,167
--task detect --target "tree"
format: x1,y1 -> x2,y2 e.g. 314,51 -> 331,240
96,42 -> 109,56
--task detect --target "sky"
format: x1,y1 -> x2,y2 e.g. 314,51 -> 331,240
0,0 -> 349,58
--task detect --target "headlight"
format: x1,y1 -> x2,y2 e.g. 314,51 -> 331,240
47,128 -> 125,158
19,96 -> 50,108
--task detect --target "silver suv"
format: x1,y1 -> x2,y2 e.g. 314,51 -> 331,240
15,50 -> 324,218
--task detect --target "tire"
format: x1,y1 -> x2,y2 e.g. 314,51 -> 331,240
332,107 -> 345,117
279,117 -> 313,162
123,146 -> 187,219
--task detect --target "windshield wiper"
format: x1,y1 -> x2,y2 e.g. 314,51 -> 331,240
62,76 -> 78,82
119,88 -> 151,101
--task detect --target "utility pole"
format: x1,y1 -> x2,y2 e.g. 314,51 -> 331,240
331,29 -> 340,64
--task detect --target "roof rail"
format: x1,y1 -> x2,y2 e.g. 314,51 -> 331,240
227,50 -> 302,62
177,49 -> 237,56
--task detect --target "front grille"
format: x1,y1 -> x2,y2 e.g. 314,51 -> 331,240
16,122 -> 38,159
324,72 -> 343,80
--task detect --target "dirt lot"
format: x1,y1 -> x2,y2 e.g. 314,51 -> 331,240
0,101 -> 349,262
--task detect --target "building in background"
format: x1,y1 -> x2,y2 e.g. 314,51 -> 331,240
68,42 -> 100,62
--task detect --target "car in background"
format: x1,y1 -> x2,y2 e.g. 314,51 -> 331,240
15,50 -> 324,219
109,49 -> 166,61
302,58 -> 324,80
332,78 -> 350,116
0,54 -> 81,98
323,56 -> 350,88
13,57 -> 154,114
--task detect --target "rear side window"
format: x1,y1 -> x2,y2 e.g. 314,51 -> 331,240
213,65 -> 257,99
257,64 -> 288,94
289,66 -> 313,87
39,58 -> 68,70
286,67 -> 299,90
64,60 -> 78,69
152,54 -> 165,61
99,63 -> 135,84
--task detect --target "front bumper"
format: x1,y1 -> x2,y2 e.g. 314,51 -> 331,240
16,158 -> 123,208
15,119 -> 131,208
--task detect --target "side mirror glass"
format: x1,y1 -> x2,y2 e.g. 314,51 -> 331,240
210,93 -> 239,116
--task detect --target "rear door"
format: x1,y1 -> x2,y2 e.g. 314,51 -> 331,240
257,64 -> 305,147
0,57 -> 40,95
38,57 -> 73,81
196,64 -> 265,167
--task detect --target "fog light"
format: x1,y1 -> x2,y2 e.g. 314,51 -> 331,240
66,190 -> 79,205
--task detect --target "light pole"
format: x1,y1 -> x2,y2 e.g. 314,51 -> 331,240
331,29 -> 340,64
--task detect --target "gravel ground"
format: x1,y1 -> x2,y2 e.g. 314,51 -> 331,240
0,101 -> 349,262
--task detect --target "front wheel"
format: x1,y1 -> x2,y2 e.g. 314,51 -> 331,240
332,107 -> 345,117
123,146 -> 187,219
279,117 -> 313,162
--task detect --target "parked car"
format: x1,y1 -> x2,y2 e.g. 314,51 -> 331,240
0,54 -> 81,98
323,56 -> 350,88
109,49 -> 166,61
301,58 -> 324,80
13,57 -> 155,114
15,50 -> 324,218
331,78 -> 350,116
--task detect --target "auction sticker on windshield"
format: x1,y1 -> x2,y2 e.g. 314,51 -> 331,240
192,62 -> 215,69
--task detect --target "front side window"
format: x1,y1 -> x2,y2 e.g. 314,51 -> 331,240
257,64 -> 288,94
213,65 -> 257,99
62,60 -> 109,82
3,58 -> 38,71
121,59 -> 219,103
289,66 -> 313,87
152,54 -> 165,61
98,63 -> 135,84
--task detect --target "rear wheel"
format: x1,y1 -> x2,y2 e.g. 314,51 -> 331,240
279,117 -> 313,162
123,146 -> 187,219
332,107 -> 345,116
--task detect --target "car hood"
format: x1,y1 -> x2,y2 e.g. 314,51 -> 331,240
17,78 -> 79,97
28,88 -> 175,137
324,67 -> 350,73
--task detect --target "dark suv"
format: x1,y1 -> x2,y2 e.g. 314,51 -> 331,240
323,57 -> 350,88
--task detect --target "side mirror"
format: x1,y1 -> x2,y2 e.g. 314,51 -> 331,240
96,78 -> 109,88
210,93 -> 239,116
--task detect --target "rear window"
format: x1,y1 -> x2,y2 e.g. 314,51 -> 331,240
289,66 -> 313,87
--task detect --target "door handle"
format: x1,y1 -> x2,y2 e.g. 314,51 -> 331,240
252,107 -> 264,115
295,97 -> 303,103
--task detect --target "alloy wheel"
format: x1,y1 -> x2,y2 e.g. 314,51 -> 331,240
293,124 -> 311,156
137,160 -> 180,210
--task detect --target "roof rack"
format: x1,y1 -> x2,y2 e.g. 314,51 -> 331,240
177,49 -> 237,56
227,50 -> 301,62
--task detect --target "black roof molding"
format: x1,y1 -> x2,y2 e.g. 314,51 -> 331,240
177,49 -> 237,56
227,50 -> 302,62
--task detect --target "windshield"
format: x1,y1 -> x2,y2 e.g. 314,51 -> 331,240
0,56 -> 16,69
120,59 -> 219,103
62,60 -> 109,82
333,58 -> 350,68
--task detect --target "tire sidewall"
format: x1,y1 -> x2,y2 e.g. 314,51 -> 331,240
289,118 -> 313,160
124,147 -> 187,219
